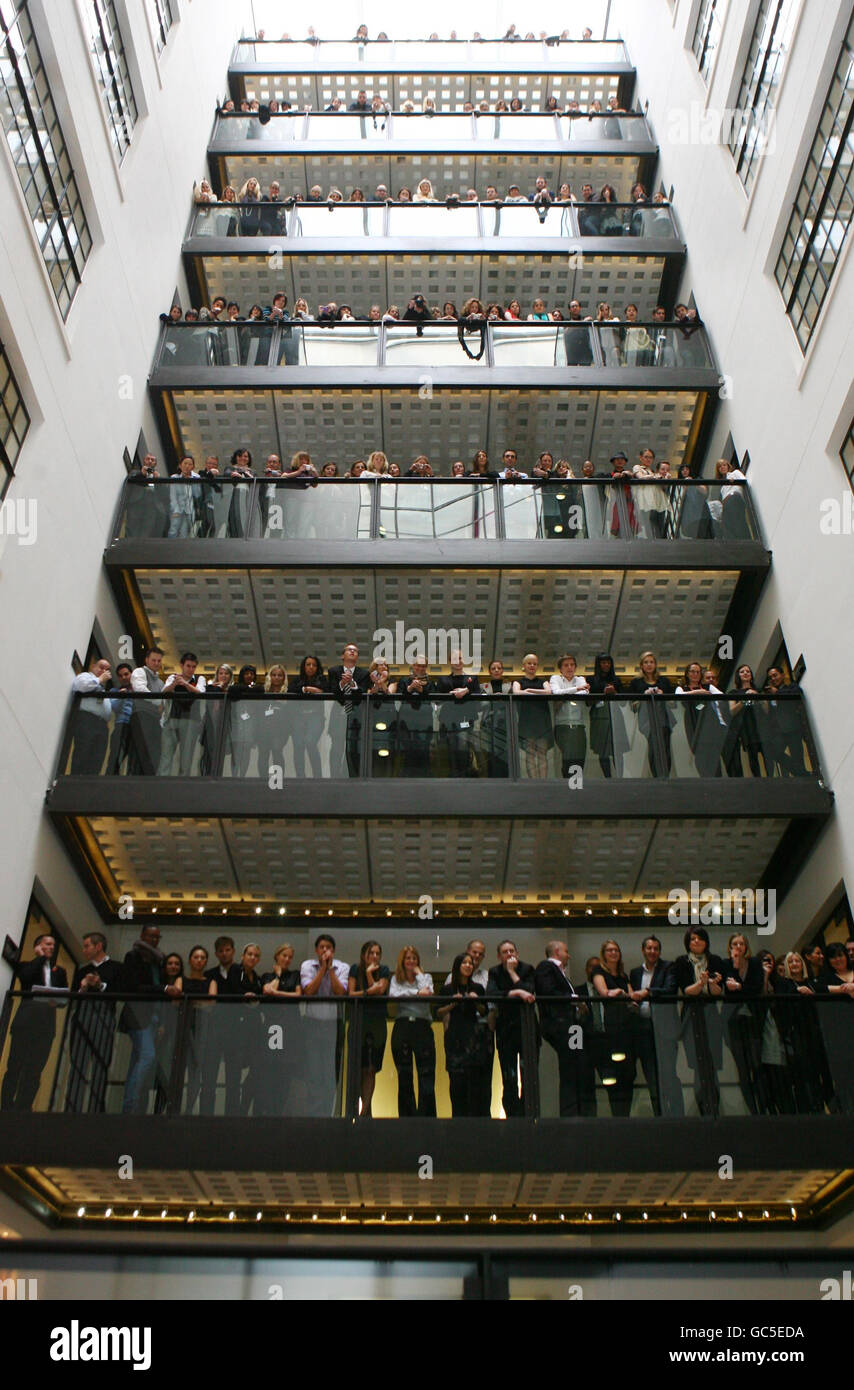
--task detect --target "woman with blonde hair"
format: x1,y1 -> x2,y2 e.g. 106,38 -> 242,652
201,663 -> 233,775
628,650 -> 675,778
413,177 -> 437,203
512,653 -> 554,778
388,945 -> 435,1116
365,450 -> 388,476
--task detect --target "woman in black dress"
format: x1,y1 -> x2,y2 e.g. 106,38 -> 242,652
229,664 -> 260,777
225,447 -> 255,537
721,932 -> 764,1113
589,940 -> 636,1116
725,664 -> 765,777
200,663 -> 233,775
512,653 -> 554,778
675,662 -> 728,777
259,944 -> 302,1115
154,953 -> 184,1113
288,655 -> 328,777
629,650 -> 675,778
437,952 -> 488,1116
237,943 -> 264,1115
588,653 -> 627,778
347,940 -> 391,1117
182,945 -> 217,1113
775,951 -> 824,1114
673,927 -> 725,1115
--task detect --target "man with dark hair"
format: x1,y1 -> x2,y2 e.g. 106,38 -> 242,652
66,931 -> 122,1112
763,666 -> 807,776
300,935 -> 349,1115
200,936 -> 243,1115
158,652 -> 206,775
70,658 -> 113,774
1,934 -> 68,1110
629,936 -> 682,1115
804,939 -> 824,983
107,662 -> 134,774
329,642 -> 371,776
397,656 -> 439,773
129,647 -> 164,774
120,925 -> 168,1114
487,940 -> 537,1116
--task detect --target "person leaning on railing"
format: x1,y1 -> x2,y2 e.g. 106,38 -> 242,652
70,657 -> 113,774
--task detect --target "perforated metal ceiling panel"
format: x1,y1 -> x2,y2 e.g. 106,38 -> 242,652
80,815 -> 793,910
239,72 -> 625,109
610,571 -> 738,669
220,152 -> 645,200
165,388 -> 704,473
131,567 -> 738,674
636,818 -> 787,898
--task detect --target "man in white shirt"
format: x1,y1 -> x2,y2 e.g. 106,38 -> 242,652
129,647 -> 164,775
70,658 -> 112,774
300,934 -> 349,1114
498,448 -> 528,479
158,652 -> 206,776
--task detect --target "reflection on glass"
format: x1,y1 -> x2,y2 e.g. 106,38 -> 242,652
377,482 -> 497,539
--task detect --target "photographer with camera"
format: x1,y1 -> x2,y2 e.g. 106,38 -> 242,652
402,293 -> 432,337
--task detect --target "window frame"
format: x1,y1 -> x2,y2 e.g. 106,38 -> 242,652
0,339 -> 31,502
79,0 -> 138,162
727,0 -> 800,196
691,0 -> 725,83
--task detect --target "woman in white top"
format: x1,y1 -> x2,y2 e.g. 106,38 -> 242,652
675,660 -> 728,777
388,946 -> 436,1116
715,457 -> 751,539
364,450 -> 388,476
550,654 -> 589,777
413,178 -> 437,203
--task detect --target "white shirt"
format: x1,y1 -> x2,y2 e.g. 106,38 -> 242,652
721,468 -> 746,501
389,972 -> 434,1020
299,957 -> 349,1021
162,672 -> 207,694
675,683 -> 727,725
73,671 -> 112,720
550,672 -> 589,725
639,963 -> 654,1018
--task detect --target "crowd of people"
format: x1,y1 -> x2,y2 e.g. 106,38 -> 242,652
2,928 -> 851,1120
251,25 -> 598,44
68,645 -> 808,784
193,176 -> 666,227
220,92 -> 632,119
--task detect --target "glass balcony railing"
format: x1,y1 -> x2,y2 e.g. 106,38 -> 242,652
187,199 -> 680,241
112,478 -> 760,544
152,320 -> 713,371
56,693 -> 819,785
211,109 -> 654,146
230,38 -> 632,69
3,990 -> 850,1120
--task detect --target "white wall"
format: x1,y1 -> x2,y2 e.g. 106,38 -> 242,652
0,0 -> 252,992
612,0 -> 854,943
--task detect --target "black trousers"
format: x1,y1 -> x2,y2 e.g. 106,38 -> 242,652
496,1033 -> 531,1117
126,714 -> 161,776
543,1028 -> 593,1116
391,1019 -> 436,1116
1,1020 -> 56,1110
448,1068 -> 480,1116
634,1018 -> 684,1116
70,712 -> 108,774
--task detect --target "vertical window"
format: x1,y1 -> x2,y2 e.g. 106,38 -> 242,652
841,417 -> 854,494
774,14 -> 854,350
0,0 -> 93,318
729,0 -> 799,194
82,0 -> 137,160
0,341 -> 30,500
148,0 -> 173,56
692,0 -> 723,81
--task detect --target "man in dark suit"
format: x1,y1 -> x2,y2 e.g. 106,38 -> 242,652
535,941 -> 594,1116
66,931 -> 123,1113
1,934 -> 68,1110
396,656 -> 438,775
120,925 -> 167,1114
628,935 -> 683,1116
328,642 -> 371,776
201,935 -> 244,1115
487,940 -> 538,1117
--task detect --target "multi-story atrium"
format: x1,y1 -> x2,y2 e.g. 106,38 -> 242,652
0,1 -> 852,1308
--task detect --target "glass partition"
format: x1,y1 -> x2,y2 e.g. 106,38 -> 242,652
223,693 -> 359,779
251,478 -> 375,539
231,38 -> 631,67
386,203 -> 481,236
157,322 -> 276,367
574,201 -> 678,238
384,322 -> 487,365
211,113 -> 303,145
390,114 -> 476,140
4,990 -> 848,1122
491,324 -> 565,365
112,478 -> 759,545
377,480 -> 497,539
304,112 -> 389,140
299,323 -> 381,365
481,202 -> 575,237
288,203 -> 383,237
497,114 -> 561,138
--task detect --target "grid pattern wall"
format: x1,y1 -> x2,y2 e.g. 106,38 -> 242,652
0,0 -> 92,317
131,566 -> 738,675
169,389 -> 702,473
774,12 -> 854,350
239,71 -> 624,109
